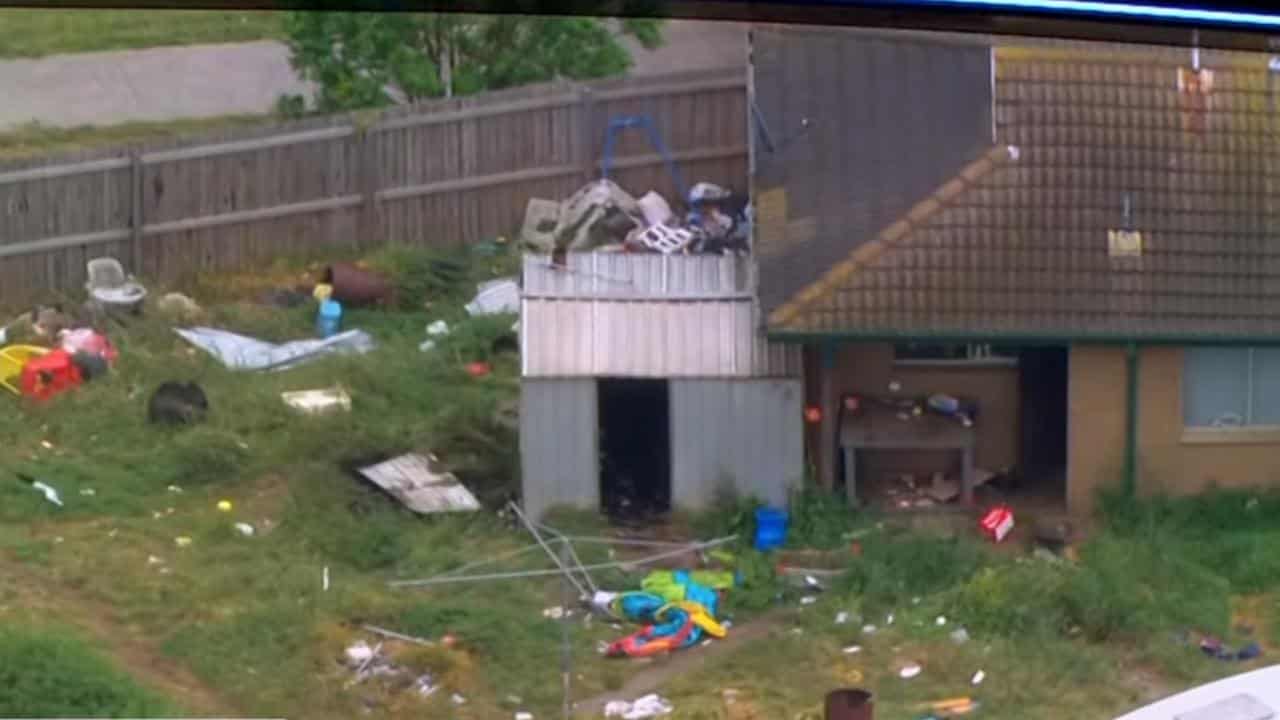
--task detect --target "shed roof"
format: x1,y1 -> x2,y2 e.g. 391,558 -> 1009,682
767,44 -> 1280,341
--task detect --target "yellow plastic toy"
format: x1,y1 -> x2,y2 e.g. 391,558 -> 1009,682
661,601 -> 728,639
0,345 -> 49,396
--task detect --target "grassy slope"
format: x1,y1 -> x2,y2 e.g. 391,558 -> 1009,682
0,9 -> 282,58
3,246 -> 1280,716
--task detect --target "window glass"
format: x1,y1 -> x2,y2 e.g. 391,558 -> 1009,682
1184,347 -> 1249,428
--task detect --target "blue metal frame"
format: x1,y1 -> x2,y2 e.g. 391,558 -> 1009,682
600,115 -> 688,203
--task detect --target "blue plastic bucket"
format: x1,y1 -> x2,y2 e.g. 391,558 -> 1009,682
316,300 -> 343,339
754,507 -> 788,552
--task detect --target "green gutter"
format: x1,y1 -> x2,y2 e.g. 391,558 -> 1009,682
1123,343 -> 1140,500
767,329 -> 1280,347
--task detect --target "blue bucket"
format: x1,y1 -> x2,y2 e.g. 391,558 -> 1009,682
753,507 -> 788,552
316,300 -> 343,339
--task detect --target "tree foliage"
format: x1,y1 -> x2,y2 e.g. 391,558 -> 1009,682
282,13 -> 664,112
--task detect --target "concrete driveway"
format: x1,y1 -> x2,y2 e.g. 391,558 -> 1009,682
0,19 -> 746,130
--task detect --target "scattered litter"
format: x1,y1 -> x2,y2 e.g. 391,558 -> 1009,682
356,453 -> 480,515
345,641 -> 375,666
465,278 -> 520,316
147,555 -> 163,565
323,566 -> 330,592
40,440 -> 54,450
936,616 -> 948,626
465,361 -> 492,378
800,596 -> 818,606
604,693 -> 674,718
108,529 -> 118,538
918,697 -> 979,716
79,488 -> 95,496
450,693 -> 467,706
168,485 -> 184,494
282,387 -> 352,415
515,713 -> 534,720
53,536 -> 63,544
950,627 -> 971,645
912,596 -> 921,605
234,522 -> 255,537
980,505 -> 1015,543
842,645 -> 863,654
899,663 -> 923,679
166,507 -> 175,515
19,475 -> 63,507
862,624 -> 878,635
790,627 -> 804,635
804,575 -> 824,591
174,536 -> 192,548
427,320 -> 450,337
217,500 -> 233,512
85,257 -> 147,313
543,606 -> 569,620
175,327 -> 375,372
158,567 -> 172,575
1200,636 -> 1264,662
972,670 -> 986,685
418,340 -> 436,353
412,675 -> 438,698
886,613 -> 895,625
835,611 -> 850,625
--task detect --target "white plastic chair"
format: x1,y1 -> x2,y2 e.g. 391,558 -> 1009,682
85,257 -> 147,312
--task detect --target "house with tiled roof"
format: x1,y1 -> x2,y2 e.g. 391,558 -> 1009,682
752,26 -> 1280,514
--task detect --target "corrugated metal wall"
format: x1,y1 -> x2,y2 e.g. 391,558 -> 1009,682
751,25 -> 994,314
521,298 -> 801,378
669,379 -> 804,508
523,253 -> 754,300
519,379 -> 599,520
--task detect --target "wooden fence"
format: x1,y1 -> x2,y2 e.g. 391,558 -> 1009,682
0,67 -> 747,305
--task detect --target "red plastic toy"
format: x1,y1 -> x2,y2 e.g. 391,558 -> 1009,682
20,349 -> 83,401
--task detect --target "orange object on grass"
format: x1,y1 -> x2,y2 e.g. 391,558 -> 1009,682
465,362 -> 491,378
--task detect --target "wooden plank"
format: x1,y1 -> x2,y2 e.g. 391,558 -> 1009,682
142,126 -> 355,164
376,92 -> 579,133
0,227 -> 131,259
0,156 -> 131,186
142,194 -> 361,236
596,145 -> 747,172
595,76 -> 746,103
376,164 -> 580,203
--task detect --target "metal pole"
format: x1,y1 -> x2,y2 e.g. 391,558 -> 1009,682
508,502 -> 589,598
389,536 -> 739,588
1123,342 -> 1140,499
560,542 -> 573,720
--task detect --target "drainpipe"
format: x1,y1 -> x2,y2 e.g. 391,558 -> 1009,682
1123,342 -> 1140,499
819,343 -> 838,490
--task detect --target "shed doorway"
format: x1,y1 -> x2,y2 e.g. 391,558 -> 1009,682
598,378 -> 671,521
1014,346 -> 1069,506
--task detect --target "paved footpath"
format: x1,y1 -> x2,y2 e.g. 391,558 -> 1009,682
0,20 -> 745,130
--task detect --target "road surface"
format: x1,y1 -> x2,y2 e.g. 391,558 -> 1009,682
0,20 -> 746,130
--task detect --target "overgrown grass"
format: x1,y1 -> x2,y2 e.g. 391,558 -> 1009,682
0,623 -> 175,717
0,116 -> 275,161
0,9 -> 282,58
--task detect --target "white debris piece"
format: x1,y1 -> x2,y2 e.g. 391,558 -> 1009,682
835,611 -> 850,625
234,522 -> 255,537
281,387 -> 352,415
357,453 -> 480,515
605,694 -> 674,718
842,645 -> 862,654
451,693 -> 467,705
899,663 -> 922,679
972,670 -> 986,686
31,481 -> 62,507
175,327 -> 374,372
515,713 -> 534,720
345,642 -> 375,667
427,320 -> 450,337
466,278 -> 520,316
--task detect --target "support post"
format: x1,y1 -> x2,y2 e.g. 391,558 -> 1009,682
359,126 -> 380,249
818,343 -> 838,490
1123,342 -> 1140,499
130,151 -> 144,274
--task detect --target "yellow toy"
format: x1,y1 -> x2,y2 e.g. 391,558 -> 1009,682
0,345 -> 49,396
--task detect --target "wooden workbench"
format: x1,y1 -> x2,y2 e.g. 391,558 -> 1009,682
839,405 -> 977,508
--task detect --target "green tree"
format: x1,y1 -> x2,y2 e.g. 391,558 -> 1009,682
282,13 -> 664,112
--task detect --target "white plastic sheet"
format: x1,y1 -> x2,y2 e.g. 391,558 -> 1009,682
176,327 -> 374,372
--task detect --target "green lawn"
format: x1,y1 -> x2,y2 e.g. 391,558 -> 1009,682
0,9 -> 282,58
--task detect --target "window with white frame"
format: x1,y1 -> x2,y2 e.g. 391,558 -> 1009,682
893,343 -> 1019,364
1183,347 -> 1280,429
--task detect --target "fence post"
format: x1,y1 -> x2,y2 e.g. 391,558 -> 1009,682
130,151 -> 144,275
578,87 -> 596,186
359,125 -> 380,249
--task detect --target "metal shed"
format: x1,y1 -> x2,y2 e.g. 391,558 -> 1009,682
519,253 -> 804,519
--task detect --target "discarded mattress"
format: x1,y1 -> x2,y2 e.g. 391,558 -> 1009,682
176,327 -> 374,372
357,453 -> 480,515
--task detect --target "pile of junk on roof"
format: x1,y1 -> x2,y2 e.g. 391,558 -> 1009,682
519,178 -> 751,256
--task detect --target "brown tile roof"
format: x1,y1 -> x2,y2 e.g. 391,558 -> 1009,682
768,45 -> 1280,340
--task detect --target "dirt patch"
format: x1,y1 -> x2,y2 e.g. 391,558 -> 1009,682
0,556 -> 235,716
